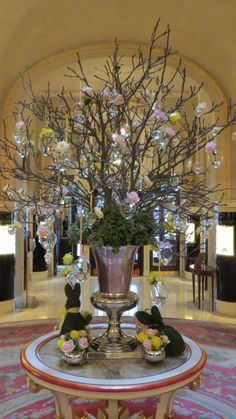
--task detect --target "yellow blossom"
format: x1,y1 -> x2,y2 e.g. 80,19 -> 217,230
136,332 -> 148,343
62,252 -> 74,265
70,330 -> 80,339
60,266 -> 72,277
169,111 -> 181,123
151,336 -> 163,349
57,337 -> 65,349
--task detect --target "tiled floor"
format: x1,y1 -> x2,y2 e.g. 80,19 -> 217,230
1,274 -> 236,325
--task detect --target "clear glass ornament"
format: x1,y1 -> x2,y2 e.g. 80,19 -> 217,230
109,109 -> 118,119
160,246 -> 172,265
173,215 -> 187,233
111,151 -> 122,166
16,120 -> 26,132
170,175 -> 180,191
136,177 -> 145,191
119,199 -> 136,219
210,150 -> 223,168
73,256 -> 91,282
86,211 -> 96,228
73,113 -> 85,124
152,129 -> 162,140
8,224 -> 16,235
13,134 -> 25,145
194,103 -> 207,117
211,126 -> 221,137
44,251 -> 52,264
192,162 -> 203,174
150,281 -> 168,308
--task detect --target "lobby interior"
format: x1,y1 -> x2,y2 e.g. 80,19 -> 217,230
0,0 -> 236,327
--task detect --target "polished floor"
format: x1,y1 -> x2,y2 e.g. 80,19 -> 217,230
1,274 -> 236,325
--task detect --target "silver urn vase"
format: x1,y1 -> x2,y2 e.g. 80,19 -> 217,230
90,245 -> 139,353
143,346 -> 165,363
62,350 -> 86,365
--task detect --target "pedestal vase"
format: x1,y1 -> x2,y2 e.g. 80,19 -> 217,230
90,246 -> 139,353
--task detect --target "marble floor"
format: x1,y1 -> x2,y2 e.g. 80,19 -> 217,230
1,274 -> 236,326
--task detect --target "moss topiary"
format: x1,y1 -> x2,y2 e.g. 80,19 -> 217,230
135,305 -> 185,356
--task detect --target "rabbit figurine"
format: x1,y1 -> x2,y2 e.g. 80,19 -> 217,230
60,280 -> 88,335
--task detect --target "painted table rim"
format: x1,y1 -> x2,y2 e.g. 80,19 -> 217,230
20,328 -> 206,394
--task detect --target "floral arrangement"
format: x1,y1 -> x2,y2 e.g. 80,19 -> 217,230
135,305 -> 185,356
136,327 -> 170,351
0,21 -> 235,262
57,329 -> 89,355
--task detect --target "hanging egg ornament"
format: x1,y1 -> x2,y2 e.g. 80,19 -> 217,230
152,129 -> 162,140
86,211 -> 96,228
44,251 -> 52,265
192,162 -> 203,175
119,199 -> 136,219
160,246 -> 172,266
170,175 -> 180,191
210,150 -> 223,168
150,281 -> 168,308
16,120 -> 26,132
211,126 -> 221,137
194,102 -> 207,117
8,224 -> 16,235
73,256 -> 91,282
111,151 -> 122,166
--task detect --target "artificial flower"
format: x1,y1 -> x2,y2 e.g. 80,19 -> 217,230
62,252 -> 74,265
151,109 -> 168,121
113,94 -> 125,106
136,331 -> 148,343
61,339 -> 75,354
70,330 -> 80,340
79,337 -> 89,349
143,339 -> 152,350
39,128 -> 56,139
112,133 -> 126,149
81,86 -> 94,97
37,225 -> 47,237
151,335 -> 163,349
100,86 -> 110,98
77,330 -> 88,337
164,127 -> 176,138
161,335 -> 170,345
57,337 -> 65,349
94,207 -> 104,219
169,111 -> 181,123
205,141 -> 216,152
126,191 -> 140,204
55,141 -> 70,153
146,328 -> 156,337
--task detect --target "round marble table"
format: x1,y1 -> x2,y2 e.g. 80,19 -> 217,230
20,325 -> 206,419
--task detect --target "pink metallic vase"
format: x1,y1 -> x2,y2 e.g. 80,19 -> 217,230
91,245 -> 138,296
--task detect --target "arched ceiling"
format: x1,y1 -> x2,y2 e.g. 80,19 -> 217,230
0,0 -> 235,111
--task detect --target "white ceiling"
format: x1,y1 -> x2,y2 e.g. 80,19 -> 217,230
0,0 -> 235,111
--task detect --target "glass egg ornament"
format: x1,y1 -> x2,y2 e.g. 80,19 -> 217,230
160,246 -> 172,266
150,281 -> 168,308
209,150 -> 223,168
73,256 -> 91,282
192,162 -> 203,175
8,224 -> 16,235
86,211 -> 96,228
119,199 -> 136,219
16,120 -> 26,132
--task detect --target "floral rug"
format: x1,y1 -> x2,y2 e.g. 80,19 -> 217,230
0,319 -> 235,418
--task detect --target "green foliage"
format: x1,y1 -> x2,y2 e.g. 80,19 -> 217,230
135,305 -> 185,356
68,205 -> 157,251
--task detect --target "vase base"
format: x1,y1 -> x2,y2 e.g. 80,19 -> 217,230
91,334 -> 137,353
90,291 -> 139,353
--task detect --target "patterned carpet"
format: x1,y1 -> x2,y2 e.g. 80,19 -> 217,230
0,319 -> 235,418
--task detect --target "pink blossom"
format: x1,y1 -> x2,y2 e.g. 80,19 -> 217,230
164,127 -> 176,138
112,134 -> 126,149
143,339 -> 152,350
161,335 -> 170,345
126,191 -> 140,204
146,328 -> 155,337
113,94 -> 125,106
151,109 -> 168,121
81,86 -> 94,97
100,87 -> 110,97
180,198 -> 187,206
37,226 -> 47,237
79,337 -> 89,349
62,339 -> 75,354
205,141 -> 216,152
